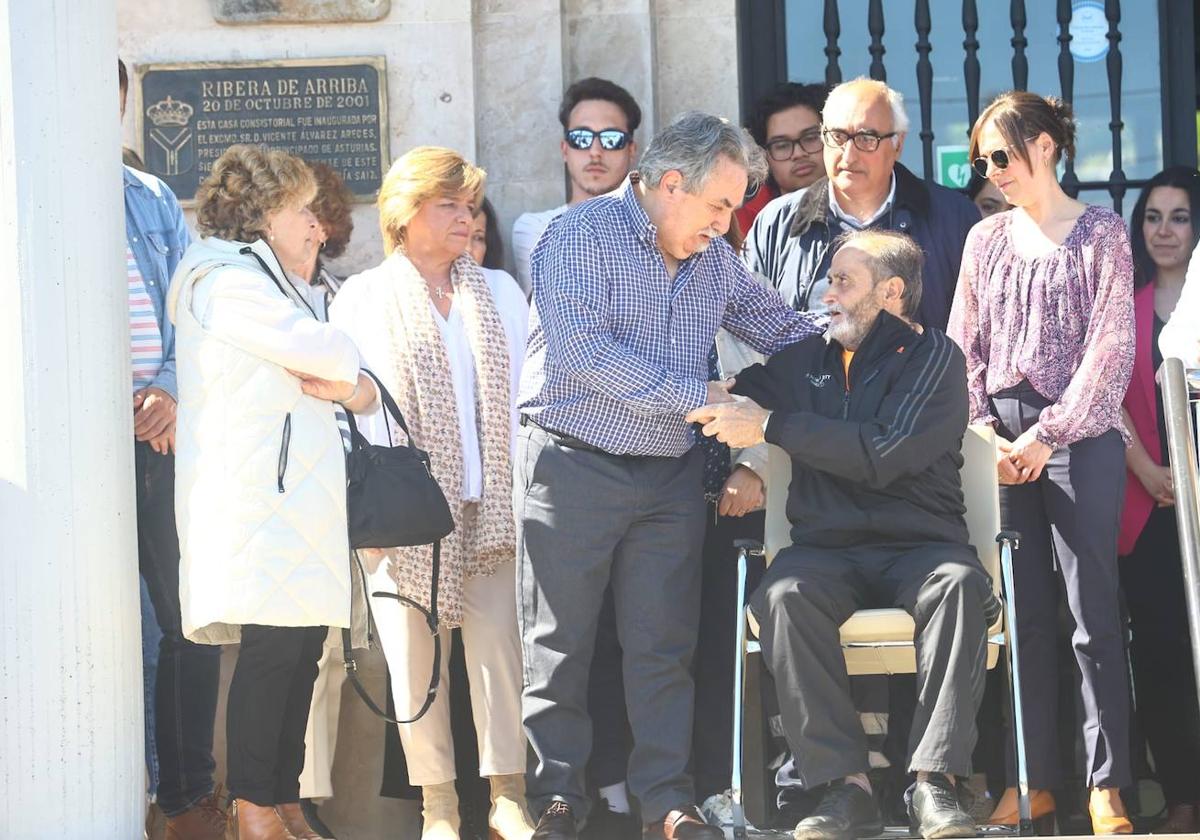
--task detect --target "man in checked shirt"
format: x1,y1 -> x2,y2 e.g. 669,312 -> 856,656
515,111 -> 824,840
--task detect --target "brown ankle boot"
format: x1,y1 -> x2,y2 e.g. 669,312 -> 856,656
229,799 -> 297,840
165,791 -> 228,840
274,803 -> 330,840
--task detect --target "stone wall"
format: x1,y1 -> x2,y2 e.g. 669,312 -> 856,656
117,0 -> 740,279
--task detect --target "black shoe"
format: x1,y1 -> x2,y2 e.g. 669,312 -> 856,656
299,798 -> 337,839
534,801 -> 579,840
792,781 -> 884,840
906,775 -> 976,839
582,802 -> 640,840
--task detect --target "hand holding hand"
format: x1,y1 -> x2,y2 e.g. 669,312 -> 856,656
995,437 -> 1023,485
686,396 -> 770,448
134,387 -> 176,444
1137,462 -> 1175,507
717,465 -> 765,517
1008,427 -> 1053,483
705,377 -> 737,406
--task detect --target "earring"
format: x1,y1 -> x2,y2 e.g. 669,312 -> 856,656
319,240 -> 327,251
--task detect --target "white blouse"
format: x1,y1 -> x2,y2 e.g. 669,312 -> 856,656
330,265 -> 530,499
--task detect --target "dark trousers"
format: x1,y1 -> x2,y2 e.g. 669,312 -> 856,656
749,541 -> 991,788
1121,505 -> 1200,805
587,586 -> 632,789
227,624 -> 327,806
135,442 -> 222,816
991,384 -> 1131,789
692,507 -> 766,800
515,426 -> 707,823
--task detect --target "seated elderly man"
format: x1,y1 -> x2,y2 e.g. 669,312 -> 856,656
688,229 -> 994,840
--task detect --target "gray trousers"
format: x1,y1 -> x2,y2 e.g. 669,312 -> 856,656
749,541 -> 992,788
514,424 -> 706,823
991,383 -> 1131,789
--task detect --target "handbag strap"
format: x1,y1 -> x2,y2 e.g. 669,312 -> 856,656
342,539 -> 442,724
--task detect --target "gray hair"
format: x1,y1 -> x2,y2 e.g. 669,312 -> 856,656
824,77 -> 910,141
833,229 -> 924,318
638,111 -> 769,194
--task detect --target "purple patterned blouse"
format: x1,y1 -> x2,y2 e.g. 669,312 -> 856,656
947,205 -> 1135,449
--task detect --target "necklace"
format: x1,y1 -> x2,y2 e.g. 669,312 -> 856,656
430,282 -> 452,300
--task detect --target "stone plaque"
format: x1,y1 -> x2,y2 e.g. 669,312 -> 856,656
134,57 -> 388,203
210,0 -> 390,25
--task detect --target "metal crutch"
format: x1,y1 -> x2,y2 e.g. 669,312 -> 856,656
997,531 -> 1034,835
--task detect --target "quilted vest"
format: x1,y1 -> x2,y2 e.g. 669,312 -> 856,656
170,238 -> 353,645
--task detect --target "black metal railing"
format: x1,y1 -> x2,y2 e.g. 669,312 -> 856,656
739,0 -> 1199,213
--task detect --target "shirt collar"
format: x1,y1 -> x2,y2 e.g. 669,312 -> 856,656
828,172 -> 897,229
622,172 -> 661,248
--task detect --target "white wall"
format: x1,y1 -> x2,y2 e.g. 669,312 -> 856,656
117,0 -> 741,278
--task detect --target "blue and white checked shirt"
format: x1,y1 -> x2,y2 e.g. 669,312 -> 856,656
518,176 -> 824,457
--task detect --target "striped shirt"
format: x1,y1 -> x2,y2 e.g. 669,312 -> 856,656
127,245 -> 164,392
518,175 -> 824,457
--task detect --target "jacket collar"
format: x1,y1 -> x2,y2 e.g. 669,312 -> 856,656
826,309 -> 921,372
789,162 -> 932,239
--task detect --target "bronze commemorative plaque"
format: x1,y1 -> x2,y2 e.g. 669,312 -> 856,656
134,56 -> 388,203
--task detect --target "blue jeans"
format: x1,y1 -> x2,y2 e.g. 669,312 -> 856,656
136,442 -> 222,816
141,577 -> 163,797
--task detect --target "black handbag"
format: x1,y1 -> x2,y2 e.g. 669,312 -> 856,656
342,371 -> 454,724
345,372 -> 454,549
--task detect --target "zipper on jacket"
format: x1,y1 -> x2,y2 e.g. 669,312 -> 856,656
277,413 -> 292,494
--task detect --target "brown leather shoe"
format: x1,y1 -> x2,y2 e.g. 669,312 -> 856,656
647,807 -> 723,839
230,799 -> 297,840
275,803 -> 331,840
165,792 -> 228,840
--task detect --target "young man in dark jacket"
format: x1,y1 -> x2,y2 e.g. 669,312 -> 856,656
689,230 -> 993,840
744,78 -> 979,331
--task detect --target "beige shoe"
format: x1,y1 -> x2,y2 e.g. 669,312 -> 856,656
421,781 -> 461,840
488,774 -> 535,840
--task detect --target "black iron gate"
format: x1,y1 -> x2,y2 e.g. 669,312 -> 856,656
738,0 -> 1198,214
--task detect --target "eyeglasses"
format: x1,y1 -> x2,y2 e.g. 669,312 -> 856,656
765,129 -> 823,161
564,128 -> 632,152
972,137 -> 1038,178
821,127 -> 898,153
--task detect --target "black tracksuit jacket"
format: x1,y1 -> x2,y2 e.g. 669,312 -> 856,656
732,311 -> 970,550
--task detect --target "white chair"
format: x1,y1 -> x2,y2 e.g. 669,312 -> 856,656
729,426 -> 1034,837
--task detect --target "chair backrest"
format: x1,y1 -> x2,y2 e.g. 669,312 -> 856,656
763,425 -> 1001,595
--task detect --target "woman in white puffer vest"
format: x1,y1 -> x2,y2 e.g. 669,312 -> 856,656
167,144 -> 377,840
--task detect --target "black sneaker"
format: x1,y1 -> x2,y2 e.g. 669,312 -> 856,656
534,800 -> 579,840
792,781 -> 884,840
906,775 -> 976,839
299,799 -> 337,838
581,802 -> 640,840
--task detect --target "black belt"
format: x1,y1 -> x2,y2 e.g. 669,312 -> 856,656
520,415 -> 620,457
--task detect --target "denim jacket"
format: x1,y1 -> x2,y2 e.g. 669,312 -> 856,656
124,165 -> 191,399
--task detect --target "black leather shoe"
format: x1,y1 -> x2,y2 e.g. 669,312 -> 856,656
581,802 -> 640,840
299,799 -> 337,839
907,775 -> 977,839
792,781 -> 884,840
534,801 -> 578,840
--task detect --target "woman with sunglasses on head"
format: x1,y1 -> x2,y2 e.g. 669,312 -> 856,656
1118,166 -> 1200,834
947,91 -> 1135,835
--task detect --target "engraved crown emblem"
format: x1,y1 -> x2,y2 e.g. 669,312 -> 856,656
146,96 -> 194,127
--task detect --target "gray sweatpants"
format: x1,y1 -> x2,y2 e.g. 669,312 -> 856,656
513,424 -> 706,823
749,541 -> 993,788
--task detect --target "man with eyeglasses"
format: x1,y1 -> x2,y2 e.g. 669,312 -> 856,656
511,77 -> 641,296
744,77 -> 978,331
736,82 -> 830,233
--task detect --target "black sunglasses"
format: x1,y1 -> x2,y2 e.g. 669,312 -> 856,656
972,137 -> 1038,178
565,128 -> 632,152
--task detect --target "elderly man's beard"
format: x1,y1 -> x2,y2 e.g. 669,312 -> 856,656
827,298 -> 882,350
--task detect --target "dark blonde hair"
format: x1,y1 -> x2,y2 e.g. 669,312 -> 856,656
969,91 -> 1077,172
307,161 -> 355,259
195,145 -> 317,242
378,146 -> 486,255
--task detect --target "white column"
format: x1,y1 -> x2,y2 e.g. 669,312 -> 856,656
0,1 -> 143,837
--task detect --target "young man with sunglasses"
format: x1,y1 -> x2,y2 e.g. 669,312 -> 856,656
511,77 -> 641,296
744,77 -> 978,331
